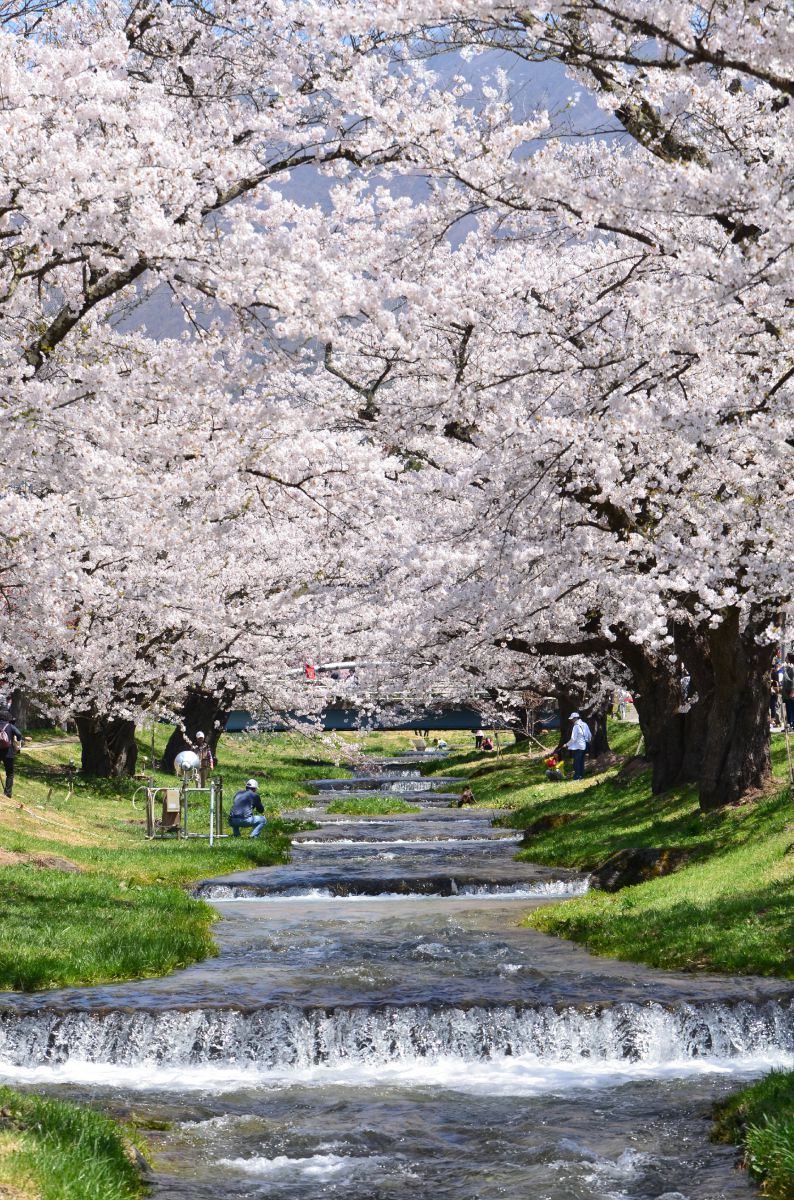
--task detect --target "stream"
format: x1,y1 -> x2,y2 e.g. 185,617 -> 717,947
1,762 -> 793,1197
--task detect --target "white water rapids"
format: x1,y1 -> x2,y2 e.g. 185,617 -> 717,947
0,999 -> 791,1086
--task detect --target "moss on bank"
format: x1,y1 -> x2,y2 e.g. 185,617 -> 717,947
0,1086 -> 145,1199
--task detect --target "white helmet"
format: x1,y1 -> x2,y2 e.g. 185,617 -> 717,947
196,730 -> 205,739
246,778 -> 258,790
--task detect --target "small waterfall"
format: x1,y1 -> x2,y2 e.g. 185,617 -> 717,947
458,880 -> 590,898
380,779 -> 436,793
195,878 -> 589,901
0,999 -> 791,1071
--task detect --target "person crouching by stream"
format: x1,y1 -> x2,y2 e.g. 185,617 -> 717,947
228,779 -> 266,838
456,786 -> 475,808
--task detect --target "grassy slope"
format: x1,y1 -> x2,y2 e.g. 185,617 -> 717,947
432,724 -> 794,977
0,1086 -> 144,1200
0,727 -> 333,990
0,726 -> 437,990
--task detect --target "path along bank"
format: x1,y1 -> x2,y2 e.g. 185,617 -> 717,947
0,726 -> 792,1196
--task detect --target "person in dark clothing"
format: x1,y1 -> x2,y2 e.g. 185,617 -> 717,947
0,710 -> 23,798
770,668 -> 781,727
228,778 -> 266,838
783,654 -> 794,731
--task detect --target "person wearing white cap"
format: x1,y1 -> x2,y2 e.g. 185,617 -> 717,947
228,778 -> 266,838
194,731 -> 215,788
566,712 -> 592,780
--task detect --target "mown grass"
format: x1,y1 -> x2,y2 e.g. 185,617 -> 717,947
0,867 -> 219,992
0,728 -> 331,991
713,1071 -> 794,1199
0,1086 -> 144,1199
325,795 -> 421,816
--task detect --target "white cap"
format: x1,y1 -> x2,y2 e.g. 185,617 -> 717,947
246,778 -> 258,790
196,730 -> 205,739
569,712 -> 580,720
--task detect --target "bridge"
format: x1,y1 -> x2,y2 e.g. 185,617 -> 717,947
226,702 -> 495,733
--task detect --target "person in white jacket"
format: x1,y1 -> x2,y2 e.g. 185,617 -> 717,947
566,712 -> 592,780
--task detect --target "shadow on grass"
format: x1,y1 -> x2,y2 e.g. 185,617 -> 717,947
531,879 -> 794,977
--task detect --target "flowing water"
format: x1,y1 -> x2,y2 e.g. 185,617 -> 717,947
1,772 -> 792,1197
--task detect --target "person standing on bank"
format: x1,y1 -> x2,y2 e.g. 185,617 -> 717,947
566,712 -> 592,781
782,653 -> 794,731
0,710 -> 23,799
228,779 -> 266,838
195,731 -> 215,788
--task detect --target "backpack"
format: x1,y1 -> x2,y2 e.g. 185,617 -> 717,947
0,723 -> 21,754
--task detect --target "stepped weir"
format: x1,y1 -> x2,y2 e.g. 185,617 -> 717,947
0,759 -> 792,1197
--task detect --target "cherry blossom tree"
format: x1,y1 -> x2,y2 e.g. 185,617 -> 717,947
301,0 -> 794,807
0,0 -> 450,771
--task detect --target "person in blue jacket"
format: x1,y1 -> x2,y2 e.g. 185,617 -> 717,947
228,778 -> 266,838
566,712 -> 592,781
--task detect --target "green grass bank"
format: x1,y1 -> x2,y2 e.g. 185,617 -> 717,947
0,726 -> 341,991
0,1086 -> 145,1199
0,724 -> 449,991
713,1071 -> 794,1200
421,724 -> 794,978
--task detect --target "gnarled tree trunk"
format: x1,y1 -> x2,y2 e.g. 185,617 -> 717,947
696,610 -> 772,811
621,643 -> 688,793
76,714 -> 138,777
162,688 -> 233,774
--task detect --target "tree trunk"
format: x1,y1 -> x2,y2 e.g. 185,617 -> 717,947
621,645 -> 687,793
76,714 -> 138,777
10,689 -> 29,733
161,688 -> 233,774
675,625 -> 712,786
697,610 -> 772,811
587,705 -> 611,756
